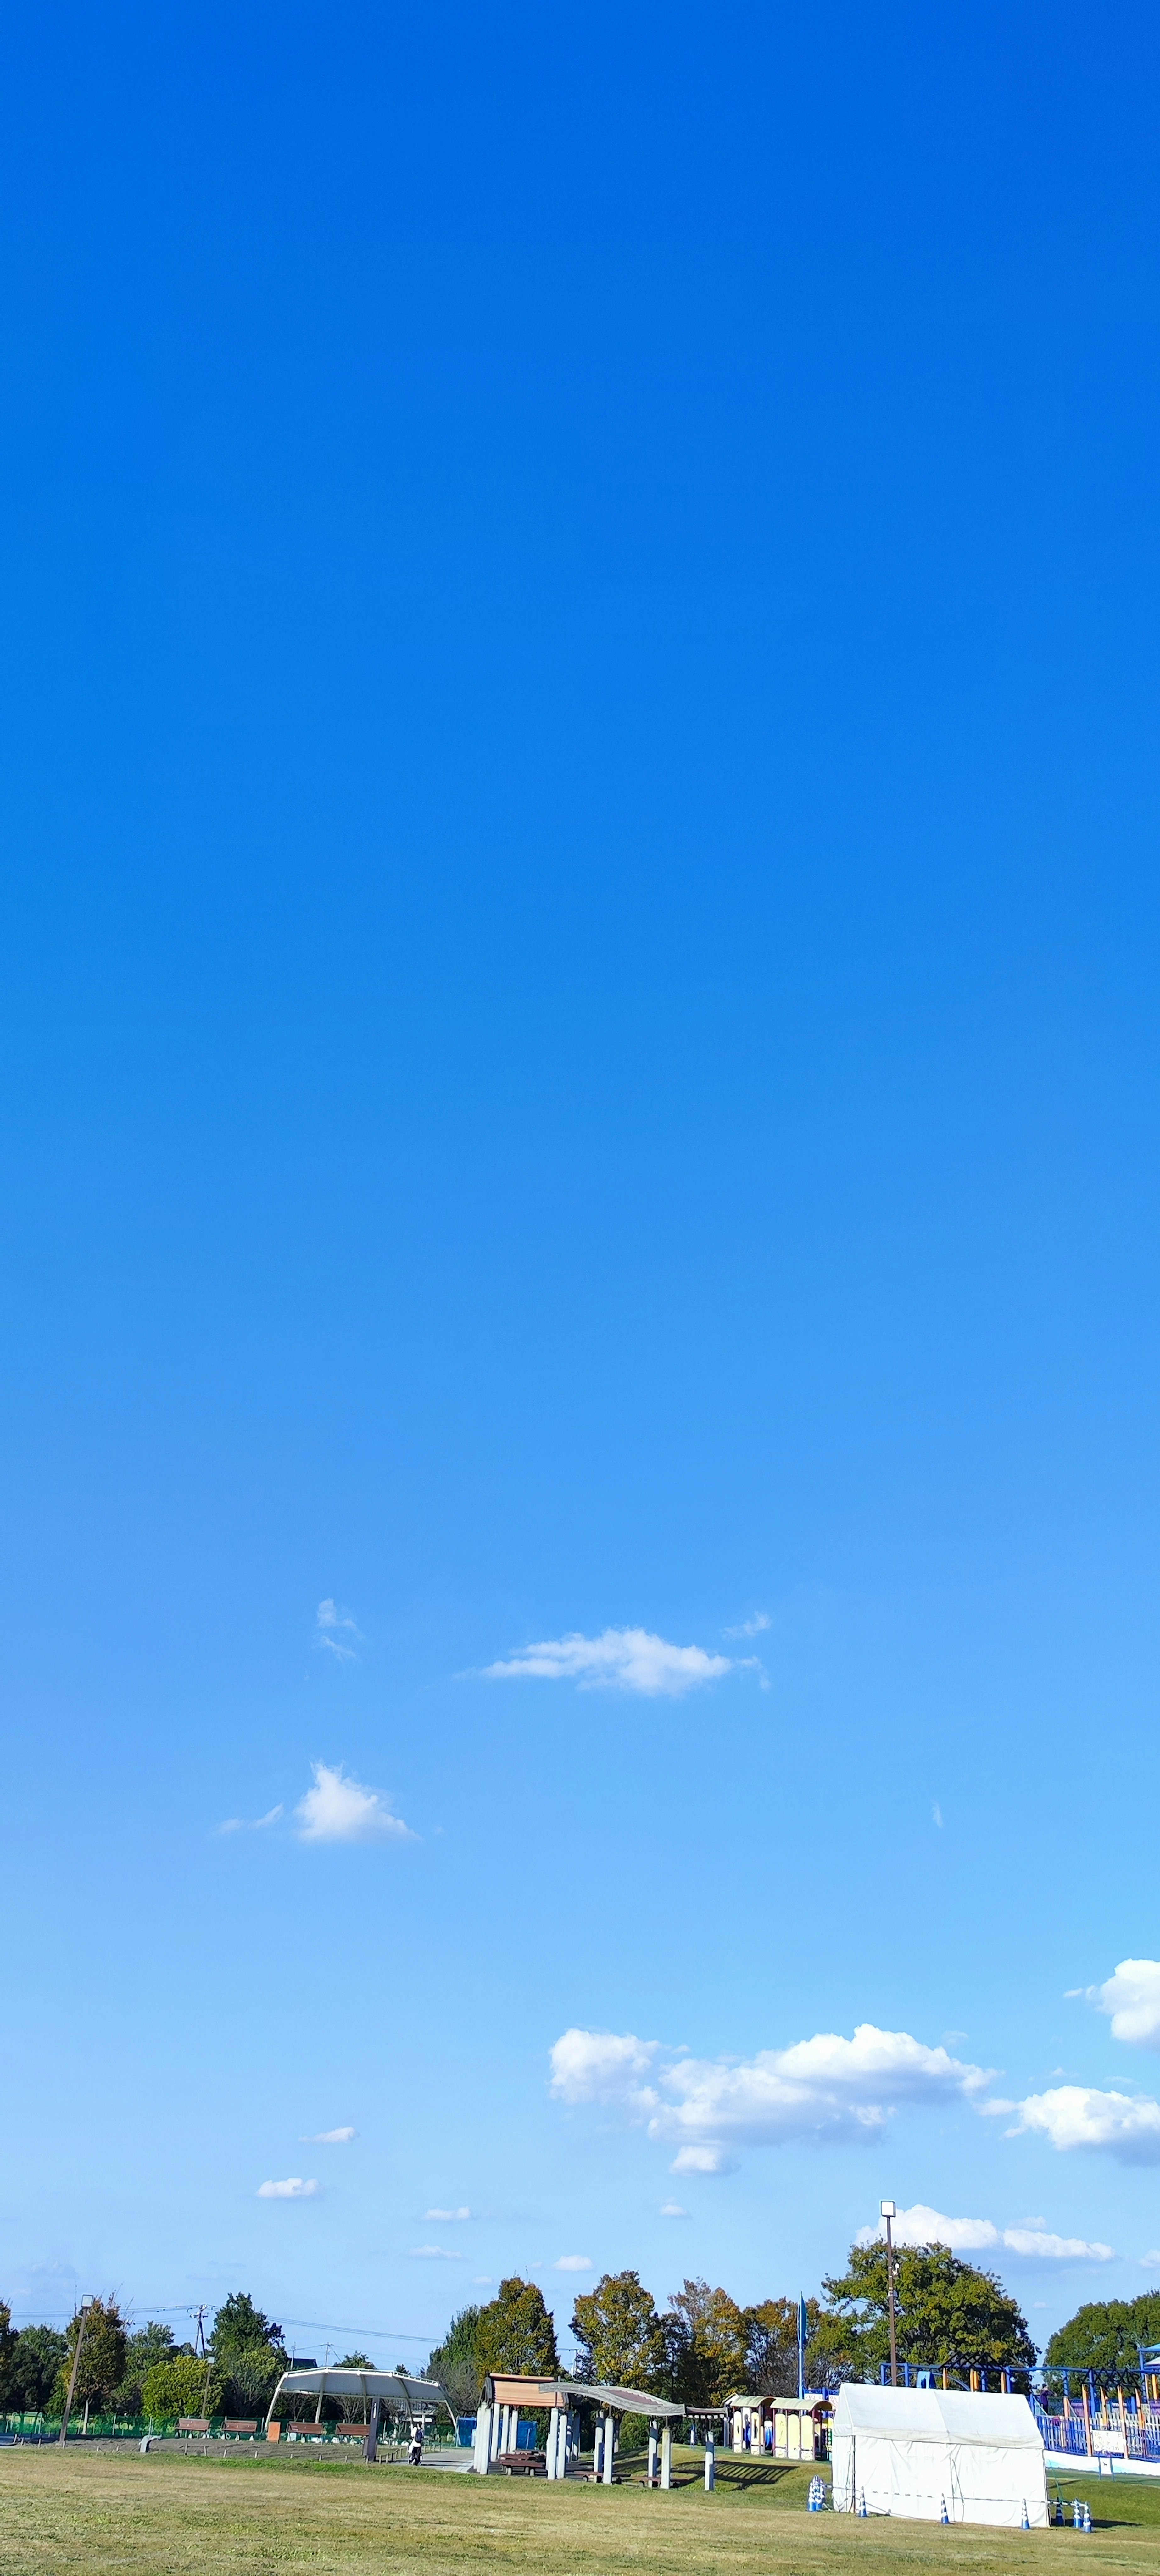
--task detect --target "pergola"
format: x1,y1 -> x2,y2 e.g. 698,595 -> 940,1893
473,2372 -> 684,2485
266,2368 -> 454,2460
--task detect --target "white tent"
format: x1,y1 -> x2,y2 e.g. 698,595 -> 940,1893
830,2384 -> 1048,2528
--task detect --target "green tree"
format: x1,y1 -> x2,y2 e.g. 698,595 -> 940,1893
0,2303 -> 16,2406
143,2354 -> 220,2424
664,2280 -> 749,2405
744,2296 -> 828,2393
818,2241 -> 1036,2380
1046,2294 -> 1160,2379
570,2271 -> 666,2390
209,2292 -> 287,2414
426,2307 -> 486,2417
53,2299 -> 129,2418
3,2325 -> 67,2413
475,2279 -> 559,2378
111,2323 -> 179,2418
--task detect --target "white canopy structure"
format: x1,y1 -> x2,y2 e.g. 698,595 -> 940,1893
831,2384 -> 1048,2528
266,2369 -> 453,2431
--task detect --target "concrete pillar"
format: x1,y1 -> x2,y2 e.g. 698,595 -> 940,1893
547,2410 -> 562,2478
705,2427 -> 715,2491
661,2423 -> 673,2490
602,2411 -> 615,2485
647,2422 -> 658,2487
472,2405 -> 491,2473
510,2410 -> 520,2458
593,2418 -> 602,2479
490,2402 -> 504,2461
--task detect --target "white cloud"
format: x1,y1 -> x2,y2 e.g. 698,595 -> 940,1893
482,1627 -> 737,1697
303,2126 -> 356,2144
725,1613 -> 770,1638
857,2204 -> 1001,2253
554,2255 -> 593,2272
295,1761 -> 412,1845
1003,2229 -> 1114,2261
1005,2086 -> 1160,2161
410,2245 -> 465,2259
426,2207 -> 471,2222
217,1805 -> 283,1835
315,1599 -> 362,1662
257,2177 -> 319,2200
932,1803 -> 944,1828
1141,2250 -> 1160,2268
550,2029 -> 661,2104
1081,1960 -> 1160,2050
660,2201 -> 688,2218
855,2206 -> 1113,2261
550,2021 -> 990,2163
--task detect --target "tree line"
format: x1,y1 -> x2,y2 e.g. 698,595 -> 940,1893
424,2238 -> 1040,2415
0,2291 -> 309,2424
6,2253 -> 1152,2427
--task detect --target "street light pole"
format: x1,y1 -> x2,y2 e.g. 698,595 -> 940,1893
881,2203 -> 899,2390
59,2300 -> 93,2445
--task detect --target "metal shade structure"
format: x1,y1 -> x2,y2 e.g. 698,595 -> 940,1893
266,2368 -> 453,2432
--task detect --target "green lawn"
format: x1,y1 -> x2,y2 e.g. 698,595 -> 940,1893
1,2448 -> 1159,2576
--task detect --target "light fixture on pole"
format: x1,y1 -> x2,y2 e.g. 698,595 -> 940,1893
881,2203 -> 899,2390
59,2299 -> 93,2445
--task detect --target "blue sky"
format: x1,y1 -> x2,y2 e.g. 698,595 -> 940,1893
5,0 -> 1160,2365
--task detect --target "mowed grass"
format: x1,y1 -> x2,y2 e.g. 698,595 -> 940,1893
2,2449 -> 1160,2576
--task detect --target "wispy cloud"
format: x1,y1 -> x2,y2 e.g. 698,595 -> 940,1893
1079,1959 -> 1160,2049
856,2203 -> 1113,2260
303,2126 -> 357,2144
410,2244 -> 464,2259
932,1803 -> 944,1828
315,1599 -> 362,1662
554,2255 -> 592,2272
426,2207 -> 470,2221
217,1805 -> 283,1835
295,1761 -> 413,1845
549,2021 -> 992,2166
482,1627 -> 741,1697
995,2085 -> 1160,2162
258,2177 -> 319,2200
724,1613 -> 770,1638
660,2201 -> 688,2218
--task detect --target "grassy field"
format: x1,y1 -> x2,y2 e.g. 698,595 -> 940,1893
2,2449 -> 1160,2576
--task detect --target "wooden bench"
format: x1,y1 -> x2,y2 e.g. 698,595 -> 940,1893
223,2420 -> 258,2436
495,2450 -> 546,2476
177,2420 -> 211,2436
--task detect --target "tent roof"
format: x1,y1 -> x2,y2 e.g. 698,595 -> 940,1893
487,2373 -> 683,2418
832,2385 -> 1043,2450
271,2369 -> 451,2406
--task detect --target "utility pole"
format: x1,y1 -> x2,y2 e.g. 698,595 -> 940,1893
881,2203 -> 899,2389
59,2301 -> 93,2444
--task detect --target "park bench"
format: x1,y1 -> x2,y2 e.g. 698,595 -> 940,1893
495,2450 -> 546,2475
223,2420 -> 258,2437
177,2419 -> 210,2436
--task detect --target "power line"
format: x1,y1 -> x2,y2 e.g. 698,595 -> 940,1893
7,2304 -> 436,2344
